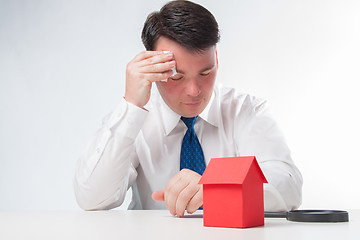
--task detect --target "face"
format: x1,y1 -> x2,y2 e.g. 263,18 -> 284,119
155,37 -> 218,118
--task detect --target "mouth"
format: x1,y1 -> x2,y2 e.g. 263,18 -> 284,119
183,100 -> 202,106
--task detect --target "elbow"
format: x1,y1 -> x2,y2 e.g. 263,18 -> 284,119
73,177 -> 108,211
75,196 -> 99,211
73,178 -> 101,211
73,176 -> 124,211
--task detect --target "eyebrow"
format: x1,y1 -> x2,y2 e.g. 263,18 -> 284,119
176,63 -> 216,74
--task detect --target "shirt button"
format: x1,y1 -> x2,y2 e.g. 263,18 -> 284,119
96,147 -> 101,153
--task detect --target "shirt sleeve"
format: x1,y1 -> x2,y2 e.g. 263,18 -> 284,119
73,98 -> 148,210
234,97 -> 303,211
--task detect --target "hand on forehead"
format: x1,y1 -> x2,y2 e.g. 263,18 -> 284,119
155,37 -> 217,77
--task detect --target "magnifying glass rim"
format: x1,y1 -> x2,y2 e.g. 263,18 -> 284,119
287,209 -> 349,222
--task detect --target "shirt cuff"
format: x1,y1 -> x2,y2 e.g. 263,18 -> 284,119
264,183 -> 288,212
108,98 -> 149,140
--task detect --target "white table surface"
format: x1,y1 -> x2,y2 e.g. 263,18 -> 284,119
0,210 -> 359,240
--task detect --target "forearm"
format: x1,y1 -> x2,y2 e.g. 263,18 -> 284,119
74,99 -> 147,210
261,160 -> 303,211
235,99 -> 303,211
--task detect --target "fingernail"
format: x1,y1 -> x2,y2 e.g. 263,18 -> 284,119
163,51 -> 173,57
169,60 -> 175,67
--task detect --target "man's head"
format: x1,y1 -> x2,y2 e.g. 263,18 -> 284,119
141,0 -> 220,52
142,1 -> 220,118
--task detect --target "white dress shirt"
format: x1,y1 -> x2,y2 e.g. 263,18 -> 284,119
74,85 -> 303,212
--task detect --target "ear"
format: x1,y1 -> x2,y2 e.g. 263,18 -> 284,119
215,47 -> 219,69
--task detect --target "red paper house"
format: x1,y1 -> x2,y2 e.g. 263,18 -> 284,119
199,156 -> 268,228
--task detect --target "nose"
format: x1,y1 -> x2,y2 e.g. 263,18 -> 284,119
185,78 -> 201,97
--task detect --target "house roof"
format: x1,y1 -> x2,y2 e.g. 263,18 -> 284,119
198,156 -> 268,185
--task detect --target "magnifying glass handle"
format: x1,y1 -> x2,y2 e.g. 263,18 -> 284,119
264,212 -> 288,218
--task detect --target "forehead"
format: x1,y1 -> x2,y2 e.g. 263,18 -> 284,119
154,37 -> 216,70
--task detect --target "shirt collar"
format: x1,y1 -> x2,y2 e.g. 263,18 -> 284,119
199,86 -> 219,128
159,95 -> 182,136
156,85 -> 220,136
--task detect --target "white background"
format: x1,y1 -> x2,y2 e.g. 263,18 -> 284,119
1,0 -> 359,211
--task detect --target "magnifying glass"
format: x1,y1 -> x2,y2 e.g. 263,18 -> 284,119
265,210 -> 349,222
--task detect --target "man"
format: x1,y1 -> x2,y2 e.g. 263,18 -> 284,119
74,0 -> 303,217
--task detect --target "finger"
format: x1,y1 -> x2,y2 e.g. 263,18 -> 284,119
165,169 -> 192,189
152,190 -> 165,201
143,70 -> 173,83
137,52 -> 174,67
140,60 -> 175,74
175,184 -> 200,217
165,183 -> 188,216
164,175 -> 189,216
132,51 -> 163,62
186,187 -> 203,214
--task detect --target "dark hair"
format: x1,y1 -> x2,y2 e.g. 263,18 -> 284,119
141,0 -> 220,52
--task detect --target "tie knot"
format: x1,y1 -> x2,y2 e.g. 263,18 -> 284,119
181,116 -> 197,129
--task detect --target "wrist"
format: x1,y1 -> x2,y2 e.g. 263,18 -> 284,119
123,97 -> 148,111
124,95 -> 146,110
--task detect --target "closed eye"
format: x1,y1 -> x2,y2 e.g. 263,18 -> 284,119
200,69 -> 213,76
200,72 -> 210,76
200,66 -> 215,76
170,74 -> 183,81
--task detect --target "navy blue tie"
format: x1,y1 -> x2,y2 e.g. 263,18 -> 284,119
180,116 -> 206,175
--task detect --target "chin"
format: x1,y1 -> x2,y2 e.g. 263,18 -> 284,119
181,113 -> 198,118
180,109 -> 204,118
